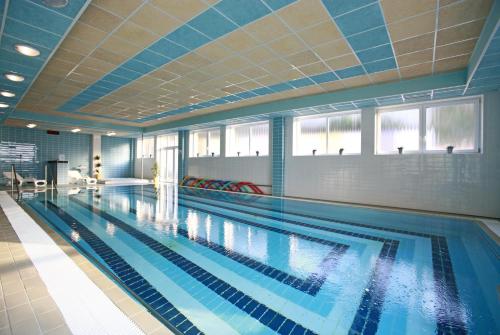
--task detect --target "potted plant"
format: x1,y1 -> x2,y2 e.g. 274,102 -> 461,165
151,161 -> 159,188
447,145 -> 454,154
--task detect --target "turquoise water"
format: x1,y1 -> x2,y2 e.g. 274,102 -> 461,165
24,184 -> 499,335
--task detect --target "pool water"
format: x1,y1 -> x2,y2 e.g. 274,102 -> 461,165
23,184 -> 499,335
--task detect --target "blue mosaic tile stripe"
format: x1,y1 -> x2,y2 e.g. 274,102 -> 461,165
128,186 -> 400,334
101,136 -> 134,178
177,188 -> 469,334
42,201 -> 202,335
68,197 -> 318,335
112,195 -> 348,297
178,130 -> 189,184
432,236 -> 468,335
58,0 -> 298,113
349,240 -> 399,335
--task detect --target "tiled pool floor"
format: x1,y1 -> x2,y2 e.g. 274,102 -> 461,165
0,204 -> 172,335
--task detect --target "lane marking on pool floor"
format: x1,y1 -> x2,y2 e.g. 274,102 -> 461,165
0,191 -> 145,335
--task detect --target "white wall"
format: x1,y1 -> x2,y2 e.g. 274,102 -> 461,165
187,156 -> 271,191
134,158 -> 154,179
284,91 -> 500,218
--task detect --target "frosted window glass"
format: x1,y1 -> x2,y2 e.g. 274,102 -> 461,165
250,123 -> 269,156
226,122 -> 269,157
294,117 -> 327,155
378,109 -> 419,153
193,131 -> 207,157
136,137 -> 154,158
328,113 -> 361,154
227,126 -> 250,156
425,103 -> 477,151
208,129 -> 220,156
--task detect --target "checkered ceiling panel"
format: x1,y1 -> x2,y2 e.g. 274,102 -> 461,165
0,0 -> 90,122
2,0 -> 496,127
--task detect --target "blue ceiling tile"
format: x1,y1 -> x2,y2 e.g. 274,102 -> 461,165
101,73 -> 133,85
252,86 -> 274,95
0,60 -> 39,77
268,82 -> 294,92
364,57 -> 397,73
215,0 -> 271,26
310,71 -> 338,84
321,0 -> 377,17
188,8 -> 238,40
347,26 -> 391,51
236,91 -> 259,99
121,59 -> 155,75
262,0 -> 296,11
149,38 -> 189,60
357,44 -> 394,63
289,77 -> 315,88
166,25 -> 210,50
0,49 -> 44,69
134,49 -> 170,67
334,3 -> 385,36
336,65 -> 366,78
29,0 -> 88,18
0,35 -> 51,61
3,18 -> 61,50
110,67 -> 142,80
9,0 -> 72,36
224,95 -> 242,102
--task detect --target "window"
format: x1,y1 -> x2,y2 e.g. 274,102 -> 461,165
226,121 -> 269,157
293,111 -> 361,156
376,97 -> 481,154
157,133 -> 178,150
425,101 -> 479,151
377,108 -> 420,154
189,128 -> 220,157
136,137 -> 154,158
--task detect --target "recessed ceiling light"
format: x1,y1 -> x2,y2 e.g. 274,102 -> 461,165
106,132 -> 116,136
42,0 -> 68,8
5,73 -> 25,82
0,91 -> 15,98
0,103 -> 9,108
26,123 -> 37,128
71,128 -> 81,133
14,44 -> 40,57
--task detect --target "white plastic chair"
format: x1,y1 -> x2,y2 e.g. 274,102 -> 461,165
68,170 -> 97,185
3,171 -> 47,187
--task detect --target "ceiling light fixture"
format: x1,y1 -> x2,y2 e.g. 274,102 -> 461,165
0,91 -> 15,98
26,123 -> 37,128
5,73 -> 25,82
42,0 -> 68,8
71,128 -> 81,133
106,132 -> 116,136
14,44 -> 40,57
0,103 -> 9,108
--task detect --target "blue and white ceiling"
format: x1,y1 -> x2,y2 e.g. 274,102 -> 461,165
0,0 -> 498,130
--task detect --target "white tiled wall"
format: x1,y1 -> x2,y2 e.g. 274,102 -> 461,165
284,91 -> 500,218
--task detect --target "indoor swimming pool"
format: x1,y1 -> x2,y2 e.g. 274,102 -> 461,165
23,185 -> 499,335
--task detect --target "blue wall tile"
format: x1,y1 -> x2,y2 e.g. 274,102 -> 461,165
272,117 -> 285,197
0,125 -> 91,181
101,136 -> 134,178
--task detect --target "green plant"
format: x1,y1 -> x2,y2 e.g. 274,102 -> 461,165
151,161 -> 159,178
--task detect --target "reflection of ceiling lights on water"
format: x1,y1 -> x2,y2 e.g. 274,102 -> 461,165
106,223 -> 116,236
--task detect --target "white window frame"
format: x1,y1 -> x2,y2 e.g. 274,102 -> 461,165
136,137 -> 155,159
292,110 -> 362,156
189,127 -> 220,158
226,121 -> 270,157
375,96 -> 482,155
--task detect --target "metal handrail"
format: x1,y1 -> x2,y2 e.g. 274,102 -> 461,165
11,164 -> 19,194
